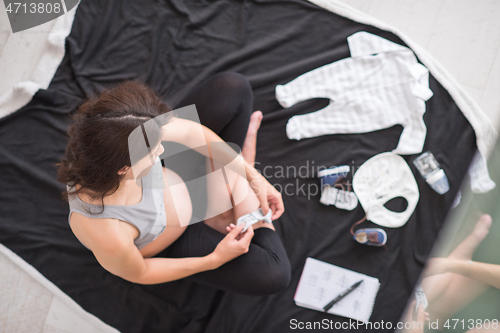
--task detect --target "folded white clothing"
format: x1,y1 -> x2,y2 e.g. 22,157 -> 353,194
277,31 -> 433,155
320,186 -> 358,211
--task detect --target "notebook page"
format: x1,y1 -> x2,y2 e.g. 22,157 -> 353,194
294,257 -> 380,323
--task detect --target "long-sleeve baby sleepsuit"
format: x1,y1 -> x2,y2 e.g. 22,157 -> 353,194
277,31 -> 433,155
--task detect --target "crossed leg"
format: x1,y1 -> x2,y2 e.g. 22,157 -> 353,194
202,111 -> 274,234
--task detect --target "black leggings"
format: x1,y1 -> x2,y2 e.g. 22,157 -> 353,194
156,72 -> 291,296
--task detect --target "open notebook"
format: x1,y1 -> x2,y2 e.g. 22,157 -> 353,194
294,258 -> 380,323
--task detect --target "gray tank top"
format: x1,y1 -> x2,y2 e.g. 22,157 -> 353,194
67,157 -> 167,250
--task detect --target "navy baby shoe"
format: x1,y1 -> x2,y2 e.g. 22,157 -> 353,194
353,228 -> 387,247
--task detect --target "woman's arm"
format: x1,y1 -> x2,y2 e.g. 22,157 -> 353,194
161,117 -> 246,172
92,223 -> 253,285
424,258 -> 500,289
92,237 -> 217,284
447,259 -> 500,289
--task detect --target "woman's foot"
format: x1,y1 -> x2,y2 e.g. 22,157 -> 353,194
241,111 -> 263,166
449,214 -> 492,261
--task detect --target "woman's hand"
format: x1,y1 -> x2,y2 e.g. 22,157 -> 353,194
210,224 -> 254,268
246,165 -> 284,220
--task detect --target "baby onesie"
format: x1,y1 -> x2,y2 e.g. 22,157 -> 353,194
276,31 -> 433,155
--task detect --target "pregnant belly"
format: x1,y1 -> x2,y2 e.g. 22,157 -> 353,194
139,166 -> 193,258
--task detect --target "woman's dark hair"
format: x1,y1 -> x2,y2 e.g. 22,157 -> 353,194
57,80 -> 174,211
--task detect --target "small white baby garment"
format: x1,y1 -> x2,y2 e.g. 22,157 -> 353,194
352,152 -> 420,228
276,31 -> 433,155
468,151 -> 496,193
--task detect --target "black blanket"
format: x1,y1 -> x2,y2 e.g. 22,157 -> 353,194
0,0 -> 477,332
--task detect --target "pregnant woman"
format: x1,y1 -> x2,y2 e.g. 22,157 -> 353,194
57,72 -> 291,296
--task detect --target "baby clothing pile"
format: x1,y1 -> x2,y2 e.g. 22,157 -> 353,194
275,31 -> 495,246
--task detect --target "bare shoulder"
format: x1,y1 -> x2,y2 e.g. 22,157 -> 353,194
69,212 -> 137,254
69,213 -> 147,283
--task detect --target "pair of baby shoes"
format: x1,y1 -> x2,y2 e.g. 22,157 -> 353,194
318,166 -> 358,210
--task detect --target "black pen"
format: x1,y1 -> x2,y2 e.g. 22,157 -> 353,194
323,280 -> 364,312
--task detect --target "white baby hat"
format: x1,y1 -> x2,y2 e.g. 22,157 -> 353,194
352,152 -> 419,228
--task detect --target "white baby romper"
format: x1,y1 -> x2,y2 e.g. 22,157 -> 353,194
277,31 -> 433,155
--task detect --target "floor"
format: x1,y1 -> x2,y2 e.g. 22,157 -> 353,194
0,244 -> 119,333
1,1 -> 499,332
